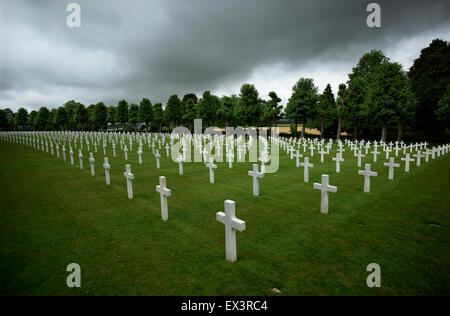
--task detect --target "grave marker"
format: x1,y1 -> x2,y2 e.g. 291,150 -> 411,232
216,200 -> 246,263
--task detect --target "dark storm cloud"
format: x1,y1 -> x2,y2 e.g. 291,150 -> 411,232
1,0 -> 449,110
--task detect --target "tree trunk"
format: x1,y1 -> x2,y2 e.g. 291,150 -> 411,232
397,121 -> 403,142
381,123 -> 387,142
301,121 -> 306,138
320,119 -> 324,139
354,125 -> 358,140
294,121 -> 298,138
336,116 -> 342,140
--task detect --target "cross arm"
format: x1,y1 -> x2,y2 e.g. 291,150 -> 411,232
232,218 -> 246,232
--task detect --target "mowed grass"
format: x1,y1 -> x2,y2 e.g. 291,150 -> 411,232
0,140 -> 449,296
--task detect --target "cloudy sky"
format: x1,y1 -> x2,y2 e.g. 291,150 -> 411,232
1,0 -> 449,112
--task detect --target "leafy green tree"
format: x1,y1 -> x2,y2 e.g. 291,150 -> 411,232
48,109 -> 57,130
165,95 -> 183,128
285,78 -> 319,138
347,50 -> 389,138
346,77 -> 366,139
316,84 -> 335,138
409,39 -> 450,135
63,100 -> 81,130
116,100 -> 129,130
365,62 -> 417,142
87,104 -> 96,130
395,80 -> 417,142
129,103 -> 139,131
197,91 -> 220,127
262,91 -> 283,132
335,83 -> 347,140
0,110 -> 8,131
55,107 -> 68,130
93,102 -> 107,130
8,112 -> 17,130
218,95 -> 237,128
182,99 -> 196,131
349,50 -> 389,81
182,93 -> 198,104
235,83 -> 262,127
35,107 -> 50,130
107,106 -> 117,129
435,85 -> 450,132
162,107 -> 170,130
153,102 -> 163,132
73,103 -> 87,130
138,98 -> 153,131
16,108 -> 28,130
27,111 -> 38,130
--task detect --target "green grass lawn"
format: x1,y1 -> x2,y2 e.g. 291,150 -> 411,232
0,140 -> 449,296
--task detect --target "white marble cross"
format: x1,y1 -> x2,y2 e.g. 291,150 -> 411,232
319,148 -> 326,163
112,142 -> 116,158
425,149 -> 431,163
62,146 -> 67,162
206,157 -> 217,184
70,147 -> 74,165
156,176 -> 171,221
165,143 -> 170,157
123,164 -> 134,199
313,174 -> 337,214
332,152 -> 344,173
299,157 -> 314,182
78,149 -> 84,170
124,145 -> 128,161
385,147 -> 391,160
355,150 -> 365,167
216,200 -> 246,263
287,146 -> 294,159
293,150 -> 302,167
384,157 -> 400,180
103,157 -> 111,185
248,164 -> 264,196
155,150 -> 161,169
371,148 -> 380,162
401,153 -> 414,172
413,151 -> 424,166
259,152 -> 270,174
176,154 -> 184,175
358,163 -> 377,193
89,153 -> 95,176
137,147 -> 143,165
226,151 -> 234,168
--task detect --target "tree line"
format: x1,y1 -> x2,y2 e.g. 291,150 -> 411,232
1,39 -> 449,142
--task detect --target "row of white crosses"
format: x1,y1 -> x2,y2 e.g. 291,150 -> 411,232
284,137 -> 437,183
2,131 -> 450,263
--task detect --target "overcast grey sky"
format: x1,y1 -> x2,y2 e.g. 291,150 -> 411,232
1,0 -> 449,111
